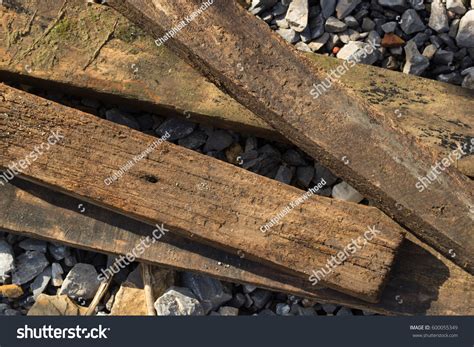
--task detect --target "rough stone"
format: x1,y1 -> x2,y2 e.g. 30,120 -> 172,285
447,0 -> 467,15
204,130 -> 234,152
296,166 -> 315,187
218,306 -> 239,316
456,10 -> 474,48
276,28 -> 301,43
155,118 -> 196,141
325,16 -> 348,32
178,130 -> 207,150
110,285 -> 148,315
30,266 -> 52,299
336,41 -> 379,64
59,263 -> 102,300
12,251 -> 49,285
0,284 -> 24,299
400,9 -> 426,34
182,272 -> 232,314
321,0 -> 337,18
0,240 -> 14,283
285,0 -> 309,32
154,286 -> 204,316
331,181 -> 364,202
28,294 -> 87,316
403,40 -> 430,75
308,32 -> 330,51
336,0 -> 362,19
274,165 -> 294,184
378,0 -> 407,11
429,0 -> 449,33
105,108 -> 140,130
51,263 -> 64,287
18,239 -> 47,253
48,243 -> 70,261
250,289 -> 272,309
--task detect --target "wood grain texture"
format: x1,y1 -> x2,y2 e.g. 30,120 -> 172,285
0,83 -> 405,302
1,0 -> 473,177
106,0 -> 474,273
1,178 -> 472,315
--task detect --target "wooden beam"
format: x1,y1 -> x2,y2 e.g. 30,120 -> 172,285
1,178 -> 472,316
0,0 -> 473,177
106,0 -> 474,273
0,83 -> 404,302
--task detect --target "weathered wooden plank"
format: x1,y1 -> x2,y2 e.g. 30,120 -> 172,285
106,0 -> 474,273
0,83 -> 405,302
1,178 -> 472,316
0,0 -> 473,177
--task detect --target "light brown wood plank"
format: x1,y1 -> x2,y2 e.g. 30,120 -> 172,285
106,0 -> 474,273
0,83 -> 405,302
1,178 -> 472,315
0,0 -> 473,178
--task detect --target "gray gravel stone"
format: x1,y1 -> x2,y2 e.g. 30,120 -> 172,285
422,44 -> 438,59
308,32 -> 331,51
154,286 -> 204,316
446,0 -> 466,15
178,130 -> 207,149
321,0 -> 337,18
250,289 -> 272,309
19,239 -> 47,253
336,307 -> 354,315
30,266 -> 52,299
433,49 -> 454,65
12,251 -> 49,285
336,0 -> 362,19
48,243 -> 70,261
382,21 -> 397,33
403,40 -> 430,75
362,17 -> 376,31
310,14 -> 326,39
276,28 -> 301,43
275,165 -> 294,184
429,0 -> 449,33
322,303 -> 338,314
218,306 -> 239,316
286,0 -> 309,32
155,118 -> 196,141
0,240 -> 14,283
337,41 -> 379,64
461,67 -> 474,88
296,166 -> 315,187
344,15 -> 359,28
456,10 -> 474,48
203,130 -> 234,152
378,0 -> 407,11
276,303 -> 291,315
105,108 -> 140,130
408,0 -> 425,10
314,163 -> 338,186
182,272 -> 232,314
326,16 -> 349,32
51,262 -> 64,287
282,149 -> 306,166
400,9 -> 426,35
59,263 -> 102,300
331,181 -> 364,202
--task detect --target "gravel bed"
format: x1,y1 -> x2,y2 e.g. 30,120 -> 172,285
248,0 -> 473,88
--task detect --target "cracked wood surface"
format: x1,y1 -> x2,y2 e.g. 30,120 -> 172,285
0,0 -> 473,177
0,83 -> 405,302
1,179 -> 472,315
106,0 -> 474,273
